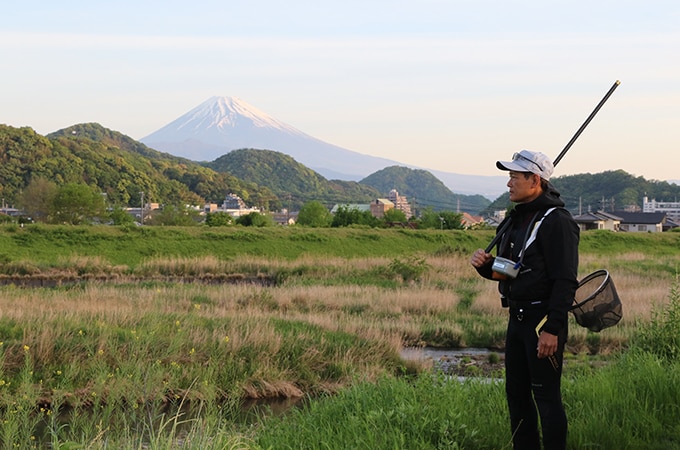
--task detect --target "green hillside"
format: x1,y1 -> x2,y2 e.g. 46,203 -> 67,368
204,148 -> 381,210
360,166 -> 491,214
481,170 -> 680,216
2,123 -> 677,218
0,123 -> 276,210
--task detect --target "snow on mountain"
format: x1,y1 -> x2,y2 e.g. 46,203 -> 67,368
149,96 -> 306,142
141,96 -> 507,198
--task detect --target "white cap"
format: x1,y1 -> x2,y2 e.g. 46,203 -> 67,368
496,150 -> 554,180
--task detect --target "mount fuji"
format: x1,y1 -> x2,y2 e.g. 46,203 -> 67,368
141,96 -> 506,197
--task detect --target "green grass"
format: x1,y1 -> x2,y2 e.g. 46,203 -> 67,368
252,351 -> 680,450
0,224 -> 488,269
0,225 -> 679,448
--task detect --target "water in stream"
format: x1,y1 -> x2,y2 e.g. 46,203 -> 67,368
401,347 -> 504,382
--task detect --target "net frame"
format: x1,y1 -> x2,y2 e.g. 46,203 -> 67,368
570,269 -> 623,332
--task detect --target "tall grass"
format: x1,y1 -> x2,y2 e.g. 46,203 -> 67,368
0,226 -> 679,447
254,279 -> 680,449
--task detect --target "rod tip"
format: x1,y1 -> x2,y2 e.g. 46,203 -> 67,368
615,80 -> 621,85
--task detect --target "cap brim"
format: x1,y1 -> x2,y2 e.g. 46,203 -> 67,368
496,160 -> 526,172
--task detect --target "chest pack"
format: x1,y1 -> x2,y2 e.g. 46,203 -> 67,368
492,207 -> 557,280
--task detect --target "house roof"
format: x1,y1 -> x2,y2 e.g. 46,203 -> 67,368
611,211 -> 666,224
665,218 -> 680,229
330,203 -> 371,213
373,198 -> 394,206
461,212 -> 484,226
572,211 -> 621,223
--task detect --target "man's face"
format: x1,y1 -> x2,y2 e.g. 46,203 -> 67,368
506,171 -> 542,203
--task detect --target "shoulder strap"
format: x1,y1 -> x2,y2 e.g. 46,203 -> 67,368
519,207 -> 557,257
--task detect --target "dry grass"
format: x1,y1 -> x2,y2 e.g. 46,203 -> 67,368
1,251 -> 677,367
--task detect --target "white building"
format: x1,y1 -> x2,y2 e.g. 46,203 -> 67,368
643,196 -> 680,221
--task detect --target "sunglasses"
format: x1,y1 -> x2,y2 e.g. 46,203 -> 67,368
513,152 -> 543,173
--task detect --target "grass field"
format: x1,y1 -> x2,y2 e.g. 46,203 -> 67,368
0,224 -> 678,448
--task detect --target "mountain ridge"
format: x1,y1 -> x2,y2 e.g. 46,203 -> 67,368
1,123 -> 678,221
141,96 -> 508,198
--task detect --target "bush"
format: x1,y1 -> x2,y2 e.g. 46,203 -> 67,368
387,256 -> 429,283
632,276 -> 680,360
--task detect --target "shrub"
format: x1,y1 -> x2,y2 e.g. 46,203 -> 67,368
632,275 -> 680,360
387,256 -> 429,283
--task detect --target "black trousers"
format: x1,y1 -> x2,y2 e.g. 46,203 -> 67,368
505,308 -> 567,450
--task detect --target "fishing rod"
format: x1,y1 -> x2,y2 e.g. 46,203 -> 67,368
484,80 -> 620,254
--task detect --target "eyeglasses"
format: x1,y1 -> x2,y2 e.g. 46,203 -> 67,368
513,152 -> 543,173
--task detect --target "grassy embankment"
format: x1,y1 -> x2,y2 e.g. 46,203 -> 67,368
0,224 -> 678,448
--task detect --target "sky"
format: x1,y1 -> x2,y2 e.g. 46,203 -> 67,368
2,0 -> 679,183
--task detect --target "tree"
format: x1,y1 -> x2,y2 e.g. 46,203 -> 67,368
296,201 -> 332,227
330,206 -> 380,228
418,208 -> 464,230
235,211 -> 274,227
52,183 -> 106,225
149,205 -> 201,226
205,211 -> 233,227
383,208 -> 408,224
109,205 -> 135,226
19,177 -> 58,223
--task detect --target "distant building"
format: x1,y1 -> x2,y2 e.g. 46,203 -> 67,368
573,210 -> 667,233
370,198 -> 394,218
204,203 -> 219,214
330,203 -> 371,214
222,193 -> 247,210
203,193 -> 260,218
460,212 -> 485,229
643,196 -> 680,221
614,211 -> 667,233
271,210 -> 298,226
572,211 -> 621,231
126,203 -> 160,224
0,206 -> 22,217
387,189 -> 412,218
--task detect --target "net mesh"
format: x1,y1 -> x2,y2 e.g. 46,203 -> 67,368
571,269 -> 622,332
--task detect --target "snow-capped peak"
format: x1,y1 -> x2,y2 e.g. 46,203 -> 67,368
176,96 -> 303,135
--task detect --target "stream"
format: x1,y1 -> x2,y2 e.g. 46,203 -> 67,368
401,347 -> 505,383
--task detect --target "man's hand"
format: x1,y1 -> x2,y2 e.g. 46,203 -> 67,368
470,249 -> 493,268
537,331 -> 558,359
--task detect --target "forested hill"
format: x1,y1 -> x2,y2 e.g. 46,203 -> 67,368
205,149 -> 381,209
480,170 -> 680,216
360,166 -> 491,214
1,123 -> 676,217
1,123 -> 278,209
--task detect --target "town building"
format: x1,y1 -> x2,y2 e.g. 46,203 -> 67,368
573,210 -> 668,233
330,203 -> 372,214
643,196 -> 680,221
460,212 -> 485,229
614,211 -> 667,233
572,211 -> 621,231
369,198 -> 394,218
201,193 -> 261,218
271,210 -> 298,226
387,189 -> 412,218
222,193 -> 248,210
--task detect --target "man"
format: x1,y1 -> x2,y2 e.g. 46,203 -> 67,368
470,150 -> 579,450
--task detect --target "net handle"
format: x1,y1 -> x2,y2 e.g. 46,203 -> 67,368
570,269 -> 610,310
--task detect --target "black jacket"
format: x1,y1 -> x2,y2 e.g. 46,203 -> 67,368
477,184 -> 579,335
